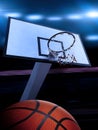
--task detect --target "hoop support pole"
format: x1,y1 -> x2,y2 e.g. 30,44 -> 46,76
20,62 -> 52,101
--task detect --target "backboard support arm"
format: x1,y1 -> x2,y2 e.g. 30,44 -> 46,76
20,62 -> 52,101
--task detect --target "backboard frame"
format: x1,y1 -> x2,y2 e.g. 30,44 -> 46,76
4,17 -> 91,67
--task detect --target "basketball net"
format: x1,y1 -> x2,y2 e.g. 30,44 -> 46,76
47,31 -> 77,65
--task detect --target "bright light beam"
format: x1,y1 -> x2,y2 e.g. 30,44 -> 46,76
5,13 -> 21,18
26,15 -> 43,20
66,14 -> 82,20
47,16 -> 62,21
86,35 -> 98,41
86,11 -> 98,18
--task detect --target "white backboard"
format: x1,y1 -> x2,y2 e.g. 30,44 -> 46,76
5,18 -> 91,66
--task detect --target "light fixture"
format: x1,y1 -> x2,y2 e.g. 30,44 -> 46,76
86,35 -> 98,41
26,15 -> 43,21
5,13 -> 21,18
47,16 -> 62,21
66,14 -> 82,20
85,11 -> 98,18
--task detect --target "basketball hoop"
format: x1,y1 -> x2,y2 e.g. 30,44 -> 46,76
47,31 -> 77,65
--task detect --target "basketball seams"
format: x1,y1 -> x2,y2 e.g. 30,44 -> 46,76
5,104 -> 76,130
55,117 -> 79,130
5,100 -> 40,130
36,104 -> 78,130
4,107 -> 36,111
37,105 -> 58,129
37,105 -> 68,130
3,100 -> 38,111
2,100 -> 80,130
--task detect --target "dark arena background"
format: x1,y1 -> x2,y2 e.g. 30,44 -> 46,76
0,0 -> 98,129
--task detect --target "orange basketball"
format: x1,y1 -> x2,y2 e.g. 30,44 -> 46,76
0,100 -> 81,130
